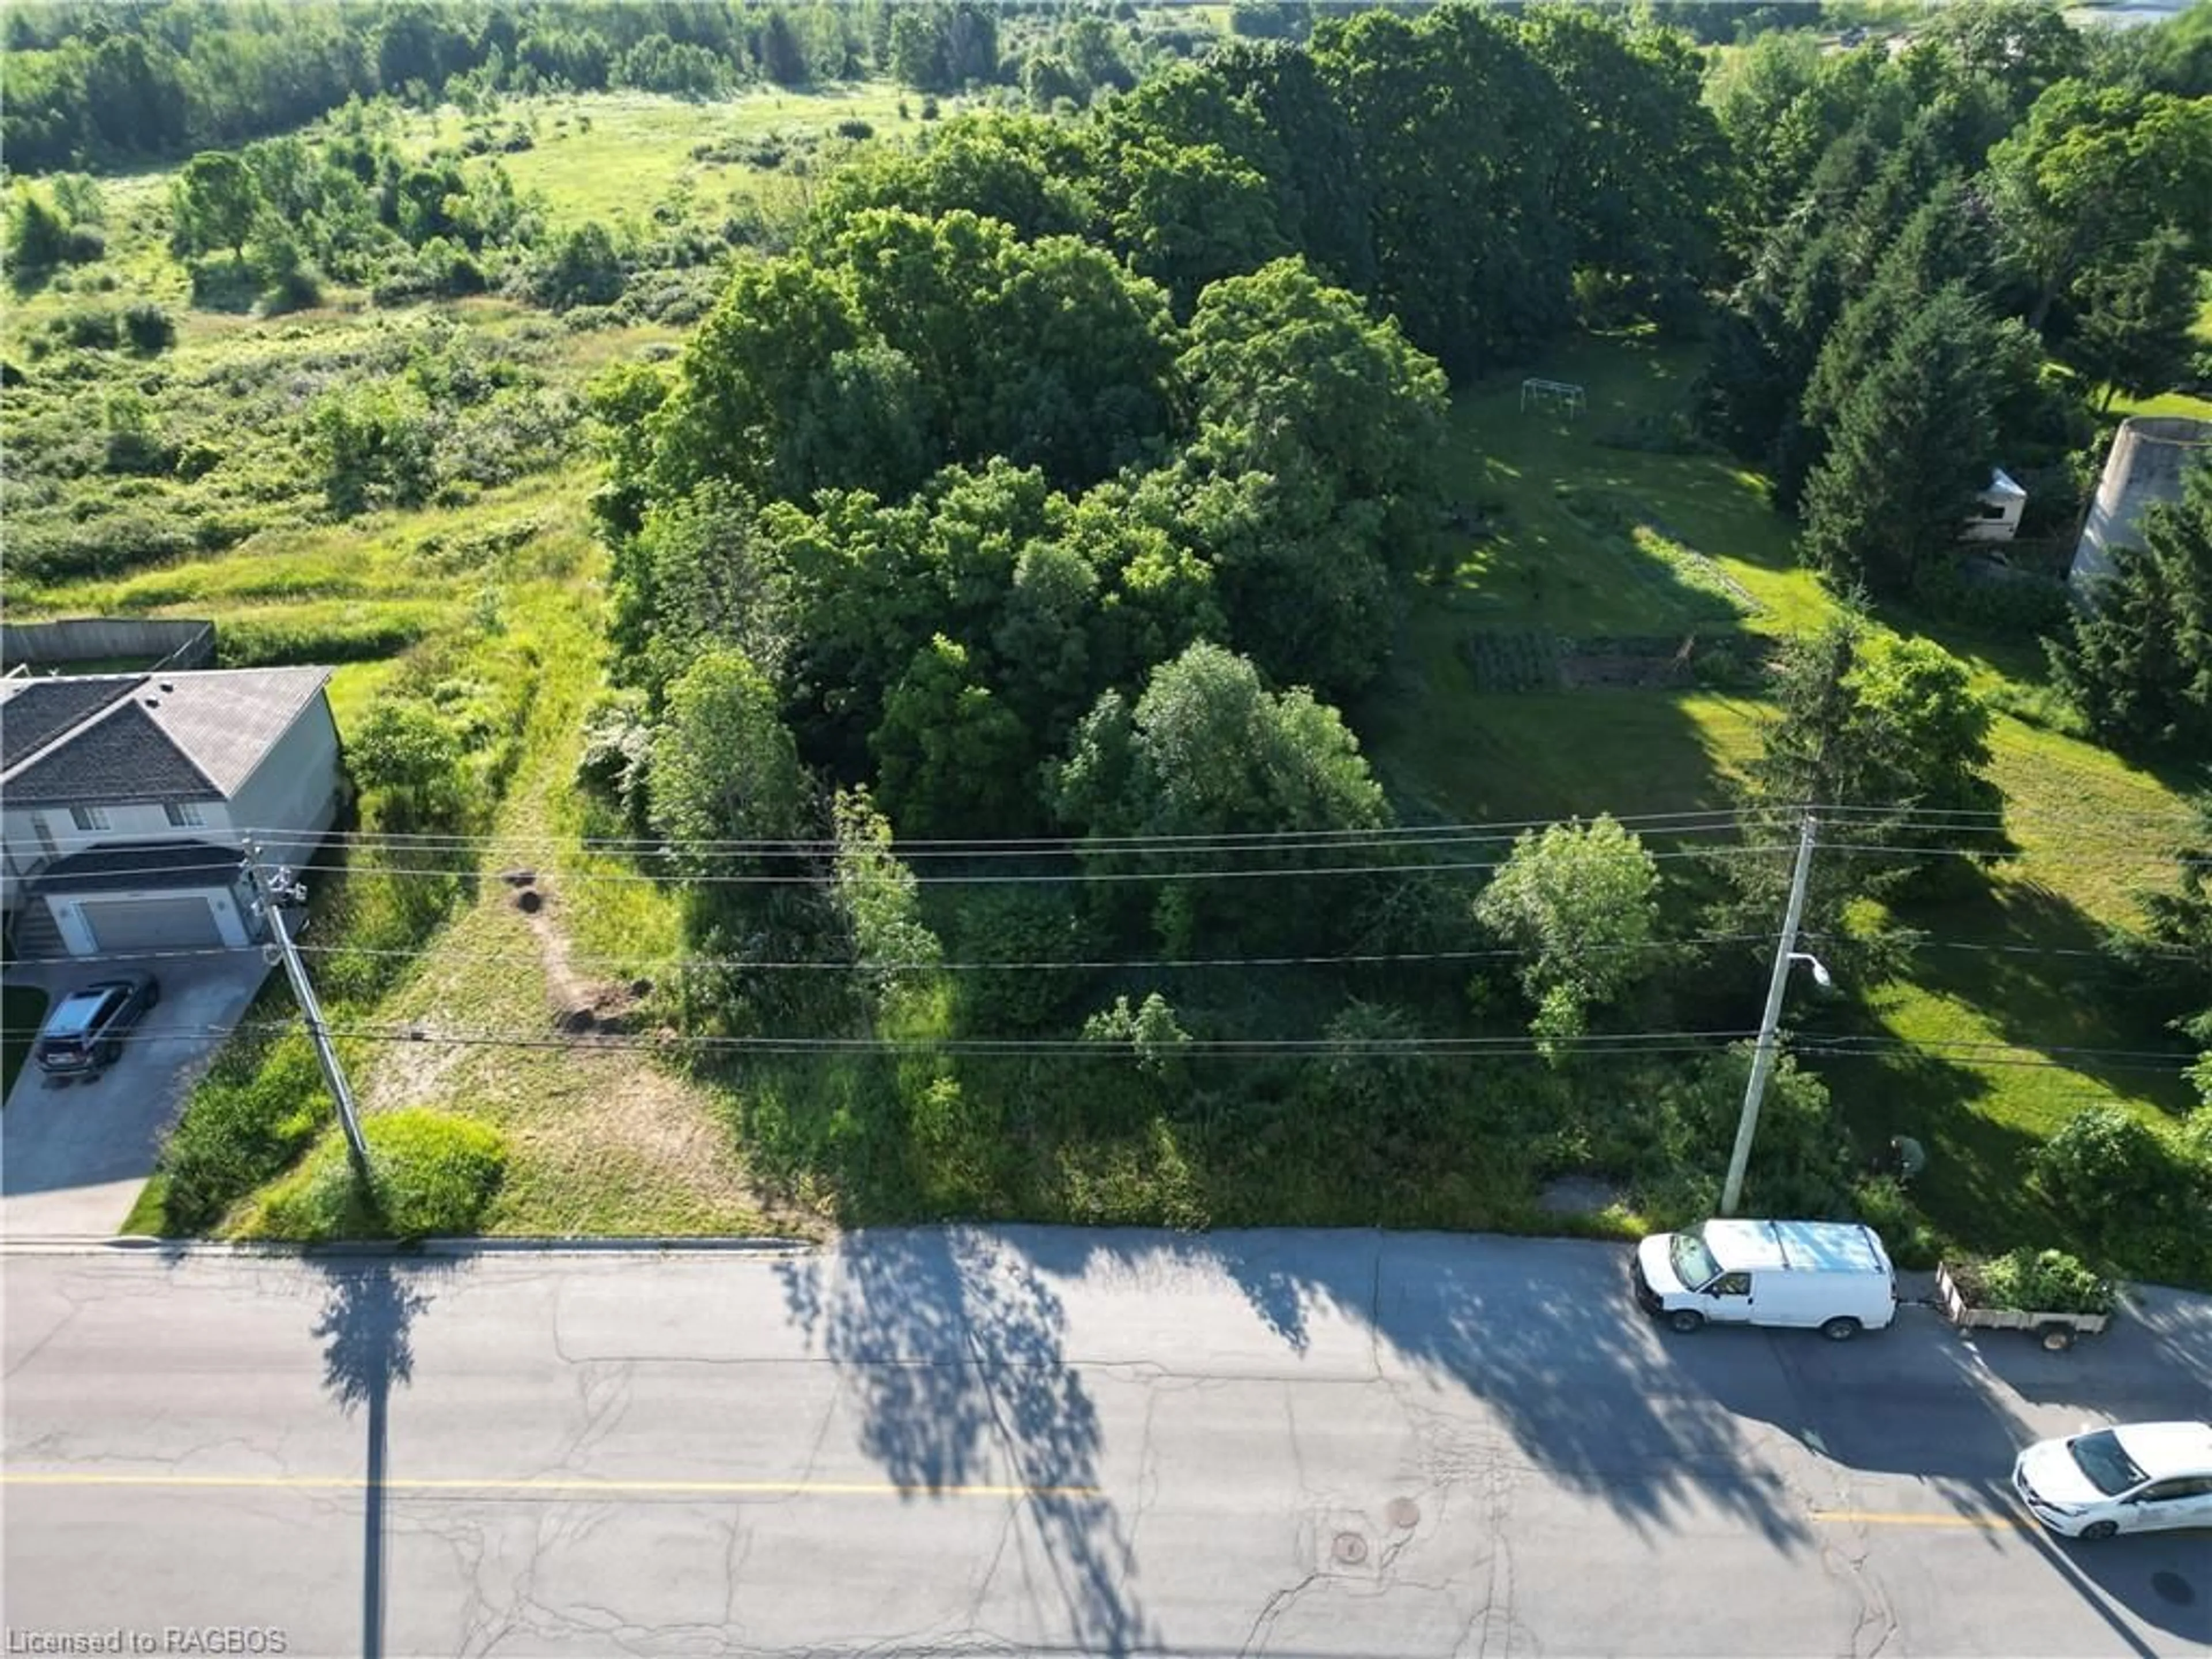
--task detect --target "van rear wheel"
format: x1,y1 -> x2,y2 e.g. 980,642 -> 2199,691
1666,1309 -> 1705,1334
1820,1317 -> 1861,1342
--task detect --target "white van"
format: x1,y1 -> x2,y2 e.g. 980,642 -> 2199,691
1632,1218 -> 1897,1341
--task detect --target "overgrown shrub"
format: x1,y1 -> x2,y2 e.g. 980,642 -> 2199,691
946,887 -> 1096,1034
158,1033 -> 331,1232
1908,557 -> 2074,637
1851,1175 -> 1940,1268
575,690 -> 654,828
350,699 -> 468,832
54,308 -> 121,350
217,608 -> 436,666
122,302 -> 176,354
5,509 -> 196,582
2032,1105 -> 2212,1285
245,1109 -> 507,1241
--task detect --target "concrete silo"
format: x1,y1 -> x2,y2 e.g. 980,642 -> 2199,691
2070,415 -> 2212,588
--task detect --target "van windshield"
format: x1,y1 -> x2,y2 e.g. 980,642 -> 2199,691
1670,1232 -> 1719,1289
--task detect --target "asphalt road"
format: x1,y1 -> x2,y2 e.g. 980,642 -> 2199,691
3,1230 -> 2207,1658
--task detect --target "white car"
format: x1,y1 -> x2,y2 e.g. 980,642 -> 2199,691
2012,1420 -> 2212,1539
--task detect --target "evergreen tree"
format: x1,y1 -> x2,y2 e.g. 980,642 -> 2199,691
1802,180 -> 1989,437
2063,228 -> 2203,412
1790,179 -> 1994,502
6,187 -> 69,273
759,10 -> 810,86
1798,286 -> 2000,597
2049,456 -> 2212,757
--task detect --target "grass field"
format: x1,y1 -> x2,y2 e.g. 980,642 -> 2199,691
1383,326 -> 2199,1265
1441,332 -> 1836,637
404,85 -> 921,236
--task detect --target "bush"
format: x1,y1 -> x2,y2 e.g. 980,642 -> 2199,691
835,118 -> 875,140
245,1109 -> 507,1241
60,226 -> 105,264
55,308 -> 121,350
2033,1105 -> 2175,1217
1908,556 -> 2074,637
5,508 -> 196,582
1851,1175 -> 1940,1268
217,608 -> 437,666
158,1035 -> 331,1232
2032,1105 -> 2212,1285
122,302 -> 176,354
1951,1248 -> 2115,1316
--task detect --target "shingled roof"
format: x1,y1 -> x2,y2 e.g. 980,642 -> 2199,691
1,667 -> 332,807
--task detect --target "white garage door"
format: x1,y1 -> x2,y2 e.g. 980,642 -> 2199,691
79,895 -> 224,953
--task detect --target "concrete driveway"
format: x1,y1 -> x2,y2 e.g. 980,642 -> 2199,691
1,949 -> 271,1237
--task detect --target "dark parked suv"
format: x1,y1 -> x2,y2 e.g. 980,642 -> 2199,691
32,973 -> 161,1077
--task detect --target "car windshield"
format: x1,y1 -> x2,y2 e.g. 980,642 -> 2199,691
1670,1232 -> 1719,1289
2069,1430 -> 2149,1497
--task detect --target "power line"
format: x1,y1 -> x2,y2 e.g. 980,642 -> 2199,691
66,1017 -> 2196,1077
21,923 -> 2192,978
26,794 -> 2194,866
249,1018 -> 1774,1058
50,832 -> 2156,893
285,930 -> 1778,975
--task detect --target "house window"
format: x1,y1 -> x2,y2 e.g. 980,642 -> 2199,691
1979,505 -> 2009,521
69,805 -> 110,832
165,802 -> 206,828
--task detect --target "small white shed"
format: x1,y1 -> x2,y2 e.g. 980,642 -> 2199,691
1963,468 -> 2027,543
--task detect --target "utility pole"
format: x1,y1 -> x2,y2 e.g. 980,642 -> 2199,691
1719,813 -> 1819,1218
249,844 -> 373,1188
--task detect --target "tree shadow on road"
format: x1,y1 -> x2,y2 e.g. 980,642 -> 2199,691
1014,1228 -> 1819,1552
312,1252 -> 458,1659
775,1229 -> 1151,1656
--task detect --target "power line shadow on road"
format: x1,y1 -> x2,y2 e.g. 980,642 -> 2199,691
775,1228 -> 1152,1657
312,1250 -> 462,1659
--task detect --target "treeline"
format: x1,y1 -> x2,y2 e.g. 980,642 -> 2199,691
1,1 -> 1202,174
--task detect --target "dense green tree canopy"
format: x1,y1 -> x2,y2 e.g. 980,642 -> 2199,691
1798,287 -> 2012,597
647,647 -> 813,865
2051,457 -> 2212,757
1474,815 -> 1664,1059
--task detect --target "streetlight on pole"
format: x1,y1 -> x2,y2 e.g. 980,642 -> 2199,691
1719,813 -> 1825,1218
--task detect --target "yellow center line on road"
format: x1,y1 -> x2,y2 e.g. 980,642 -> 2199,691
1810,1509 -> 2027,1530
1,1472 -> 1099,1499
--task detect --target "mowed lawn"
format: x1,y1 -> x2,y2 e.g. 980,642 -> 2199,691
1439,331 -> 1836,637
1380,329 -> 2199,1260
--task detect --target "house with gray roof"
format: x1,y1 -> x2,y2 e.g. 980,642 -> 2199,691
2,667 -> 341,958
